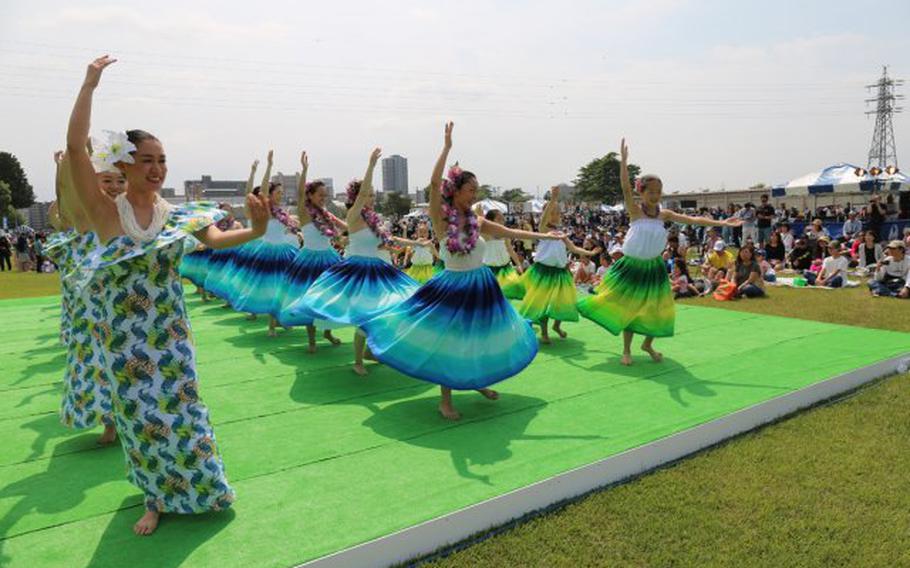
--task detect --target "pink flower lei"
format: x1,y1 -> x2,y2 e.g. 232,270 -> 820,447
440,165 -> 479,254
270,203 -> 301,233
345,179 -> 393,247
305,181 -> 336,238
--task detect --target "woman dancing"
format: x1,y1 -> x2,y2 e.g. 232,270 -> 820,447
404,220 -> 440,284
362,122 -> 566,420
65,55 -> 271,535
517,186 -> 600,343
276,151 -> 347,352
179,202 -> 240,302
577,139 -> 740,365
481,208 -> 525,299
285,148 -> 423,375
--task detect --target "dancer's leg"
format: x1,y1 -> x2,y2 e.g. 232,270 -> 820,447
641,336 -> 663,362
553,319 -> 567,339
323,329 -> 341,346
621,330 -> 634,365
306,325 -> 317,353
353,332 -> 368,376
439,386 -> 460,421
539,316 -> 551,344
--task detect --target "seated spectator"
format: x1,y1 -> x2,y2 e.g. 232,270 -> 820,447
703,240 -> 735,280
670,258 -> 700,298
788,238 -> 813,271
755,249 -> 776,282
904,227 -> 910,248
814,234 -> 830,259
591,254 -> 612,286
732,245 -> 765,298
778,222 -> 794,254
764,231 -> 786,269
804,240 -> 848,288
841,211 -> 863,242
573,254 -> 597,285
869,240 -> 910,298
854,230 -> 883,273
805,218 -> 829,240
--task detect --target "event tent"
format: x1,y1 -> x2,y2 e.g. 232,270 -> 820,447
476,198 -> 508,213
771,162 -> 910,198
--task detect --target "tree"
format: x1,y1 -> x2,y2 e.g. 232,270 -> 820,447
0,180 -> 24,228
0,152 -> 35,209
476,184 -> 493,200
379,192 -> 413,217
573,152 -> 640,203
501,188 -> 530,203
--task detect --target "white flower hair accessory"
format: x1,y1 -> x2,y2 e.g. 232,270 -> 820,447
92,130 -> 136,167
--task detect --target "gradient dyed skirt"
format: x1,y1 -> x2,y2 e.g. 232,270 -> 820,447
276,248 -> 342,326
363,267 -> 538,390
224,240 -> 299,316
179,248 -> 212,288
203,244 -> 249,301
290,256 -> 420,326
405,263 -> 440,284
517,263 -> 579,322
488,263 -> 524,300
577,255 -> 675,337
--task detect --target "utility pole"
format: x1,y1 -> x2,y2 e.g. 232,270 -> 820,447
865,66 -> 904,169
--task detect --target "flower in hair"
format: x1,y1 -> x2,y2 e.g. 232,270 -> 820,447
440,164 -> 479,254
93,130 -> 136,166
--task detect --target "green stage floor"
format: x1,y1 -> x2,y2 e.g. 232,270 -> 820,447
0,294 -> 907,567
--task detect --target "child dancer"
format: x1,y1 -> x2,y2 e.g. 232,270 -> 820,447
404,220 -> 441,283
362,122 -> 566,420
578,139 -> 740,365
518,186 -> 600,343
481,209 -> 525,299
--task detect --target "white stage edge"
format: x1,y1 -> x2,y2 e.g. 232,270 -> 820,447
301,354 -> 909,568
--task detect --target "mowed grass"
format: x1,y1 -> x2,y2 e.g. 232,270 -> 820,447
4,270 -> 910,567
0,271 -> 60,300
423,284 -> 910,567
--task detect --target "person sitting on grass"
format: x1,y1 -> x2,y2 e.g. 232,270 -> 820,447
778,222 -> 794,254
670,258 -> 700,298
788,238 -> 813,271
854,230 -> 883,273
731,245 -> 765,298
755,249 -> 776,283
764,231 -> 786,269
702,239 -> 735,280
842,211 -> 863,243
804,240 -> 848,288
869,240 -> 910,298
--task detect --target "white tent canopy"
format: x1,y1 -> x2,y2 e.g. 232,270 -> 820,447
772,162 -> 910,198
476,198 -> 508,214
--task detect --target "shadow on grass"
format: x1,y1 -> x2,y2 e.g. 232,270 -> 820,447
85,500 -> 236,568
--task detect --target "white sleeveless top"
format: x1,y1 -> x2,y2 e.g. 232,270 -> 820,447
302,222 -> 332,251
534,239 -> 568,268
346,228 -> 383,259
440,236 -> 487,272
483,239 -> 511,267
623,217 -> 667,259
263,218 -> 299,245
411,244 -> 434,266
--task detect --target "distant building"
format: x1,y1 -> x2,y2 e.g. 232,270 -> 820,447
271,173 -> 300,204
160,187 -> 176,198
184,175 -> 247,207
382,155 -> 408,193
315,177 -> 335,198
23,201 -> 52,231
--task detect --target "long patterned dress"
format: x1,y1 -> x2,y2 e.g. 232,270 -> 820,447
73,202 -> 235,514
44,229 -> 80,345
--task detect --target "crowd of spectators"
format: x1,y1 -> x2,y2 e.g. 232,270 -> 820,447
0,229 -> 53,273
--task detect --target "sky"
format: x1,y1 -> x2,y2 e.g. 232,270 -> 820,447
1,0 -> 909,202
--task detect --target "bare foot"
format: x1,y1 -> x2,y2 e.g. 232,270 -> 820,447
439,401 -> 461,421
553,325 -> 567,339
324,330 -> 341,346
621,353 -> 633,366
642,345 -> 663,363
363,349 -> 377,361
267,328 -> 277,338
97,424 -> 117,445
540,333 -> 551,345
352,364 -> 369,376
477,388 -> 499,400
245,314 -> 258,321
133,510 -> 160,536
307,343 -> 317,354
221,302 -> 231,309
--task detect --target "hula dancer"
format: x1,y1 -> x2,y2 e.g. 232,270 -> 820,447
481,208 -> 525,299
404,220 -> 441,283
577,139 -> 741,365
362,122 -> 566,420
517,186 -> 600,343
276,151 -> 347,352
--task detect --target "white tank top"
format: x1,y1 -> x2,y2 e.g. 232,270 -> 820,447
623,217 -> 667,259
440,236 -> 487,272
263,218 -> 298,245
411,244 -> 434,266
483,239 -> 511,267
346,228 -> 383,259
534,239 -> 568,267
302,222 -> 332,251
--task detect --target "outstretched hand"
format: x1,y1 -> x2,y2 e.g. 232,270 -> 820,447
250,159 -> 259,173
369,147 -> 382,166
83,55 -> 116,89
246,191 -> 270,235
548,230 -> 567,240
53,151 -> 64,165
723,217 -> 744,228
620,138 -> 629,163
444,121 -> 454,149
300,151 -> 308,171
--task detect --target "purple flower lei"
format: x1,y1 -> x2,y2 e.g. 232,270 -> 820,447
345,179 -> 393,247
441,165 -> 479,254
270,203 -> 301,233
304,182 -> 336,238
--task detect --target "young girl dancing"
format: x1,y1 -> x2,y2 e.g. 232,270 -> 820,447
577,139 -> 740,365
481,209 -> 525,299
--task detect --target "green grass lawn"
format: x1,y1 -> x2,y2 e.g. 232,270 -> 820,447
0,271 -> 60,300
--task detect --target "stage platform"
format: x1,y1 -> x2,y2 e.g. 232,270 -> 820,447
0,294 -> 907,568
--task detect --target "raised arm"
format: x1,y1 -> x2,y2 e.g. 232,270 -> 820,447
539,186 -> 560,233
65,55 -> 118,236
195,152 -> 271,248
662,209 -> 743,228
245,159 -> 260,195
619,138 -> 637,218
347,147 -> 381,224
429,122 -> 453,240
481,219 -> 565,242
504,239 -> 524,273
297,151 -> 311,225
564,238 -> 601,257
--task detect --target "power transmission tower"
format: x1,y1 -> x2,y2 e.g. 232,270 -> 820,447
865,66 -> 904,169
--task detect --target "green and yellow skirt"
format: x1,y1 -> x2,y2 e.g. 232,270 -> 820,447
577,255 -> 674,337
406,263 -> 441,284
517,263 -> 579,322
488,263 -> 525,300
